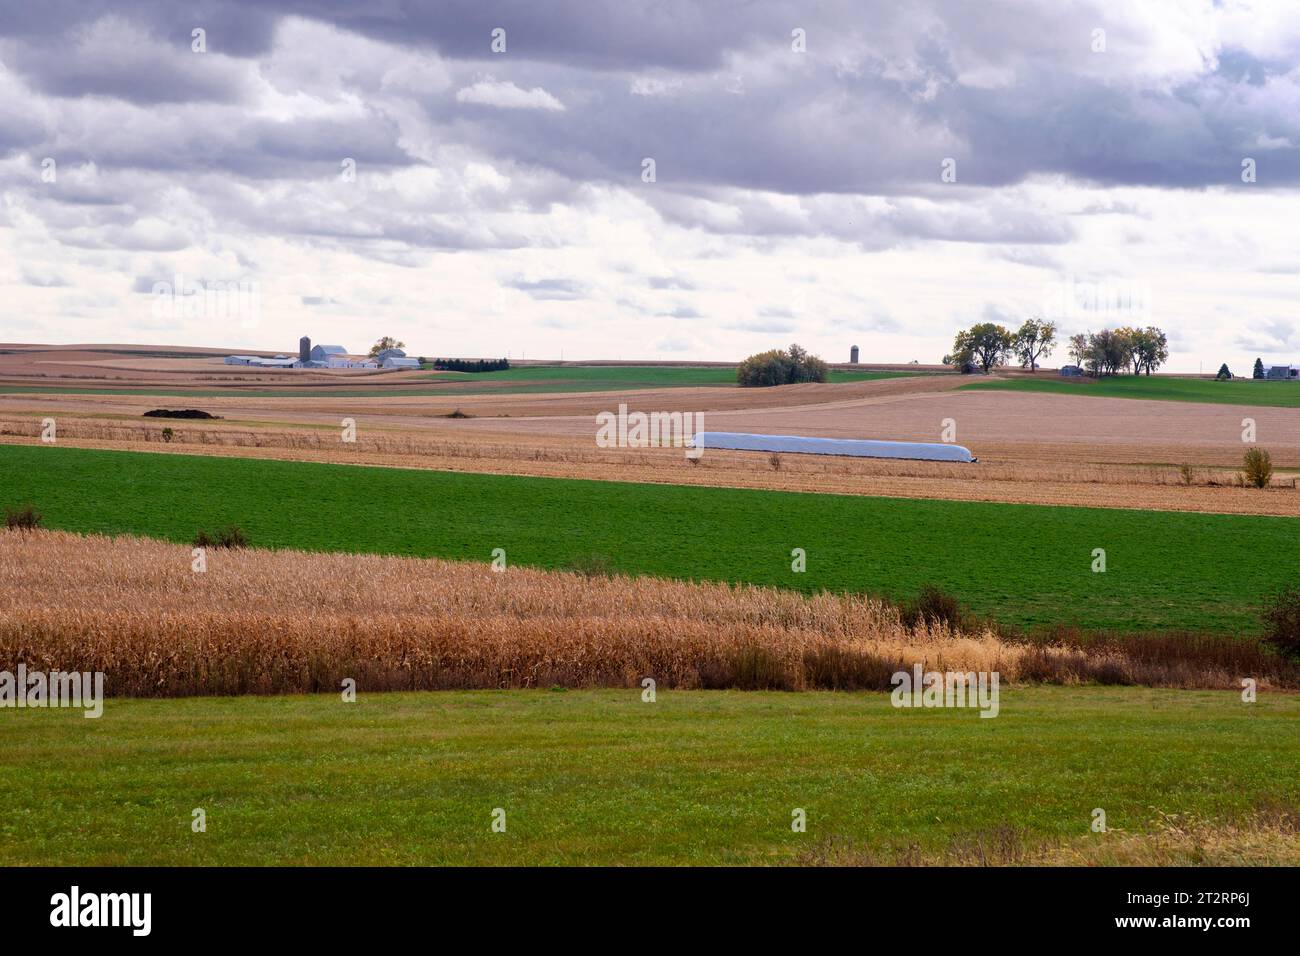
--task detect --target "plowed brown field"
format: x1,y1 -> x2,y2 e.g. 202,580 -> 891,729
3,343 -> 1297,516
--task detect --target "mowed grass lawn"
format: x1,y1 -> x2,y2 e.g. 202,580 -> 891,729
3,445 -> 1298,632
0,687 -> 1293,865
962,375 -> 1300,407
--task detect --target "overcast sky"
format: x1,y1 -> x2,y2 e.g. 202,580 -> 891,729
2,0 -> 1298,370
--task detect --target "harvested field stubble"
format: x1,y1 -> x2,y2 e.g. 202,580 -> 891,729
2,414 -> 1297,517
0,530 -> 1291,696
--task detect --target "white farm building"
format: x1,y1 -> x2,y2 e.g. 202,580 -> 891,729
224,354 -> 294,368
222,339 -> 387,370
310,344 -> 349,362
328,356 -> 378,368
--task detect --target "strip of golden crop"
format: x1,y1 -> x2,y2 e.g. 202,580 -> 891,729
1,530 -> 1290,696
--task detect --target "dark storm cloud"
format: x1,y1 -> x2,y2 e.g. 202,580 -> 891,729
430,50 -> 1300,197
0,0 -> 790,72
1214,49 -> 1272,87
247,115 -> 417,172
229,0 -> 786,70
428,58 -> 957,197
15,104 -> 419,182
950,68 -> 1300,189
3,36 -> 252,105
0,1 -> 279,56
4,0 -> 1300,266
0,99 -> 47,156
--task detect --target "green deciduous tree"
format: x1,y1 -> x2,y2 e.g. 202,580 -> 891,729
1013,318 -> 1057,371
1068,332 -> 1089,368
1072,326 -> 1167,376
949,323 -> 1013,374
368,336 -> 406,358
1084,328 -> 1129,376
736,343 -> 829,387
1130,326 -> 1169,375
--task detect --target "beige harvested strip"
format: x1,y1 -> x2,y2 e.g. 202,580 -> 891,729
3,424 -> 1297,517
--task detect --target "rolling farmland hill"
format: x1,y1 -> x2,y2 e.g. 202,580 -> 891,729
3,443 -> 1296,632
963,375 -> 1300,408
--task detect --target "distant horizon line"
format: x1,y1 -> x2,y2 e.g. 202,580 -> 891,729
1,341 -> 1293,376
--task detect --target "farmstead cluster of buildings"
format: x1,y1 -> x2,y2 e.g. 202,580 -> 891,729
224,336 -> 421,370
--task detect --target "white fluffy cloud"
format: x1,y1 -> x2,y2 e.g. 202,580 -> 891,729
456,78 -> 565,111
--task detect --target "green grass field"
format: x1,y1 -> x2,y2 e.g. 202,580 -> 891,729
0,366 -> 912,398
2,444 -> 1296,632
962,375 -> 1300,407
427,364 -> 739,388
422,364 -> 911,393
0,687 -> 1292,865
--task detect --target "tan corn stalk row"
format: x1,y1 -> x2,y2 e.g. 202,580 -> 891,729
0,529 -> 1285,696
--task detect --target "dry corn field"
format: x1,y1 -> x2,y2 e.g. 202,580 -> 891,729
1,529 -> 1291,697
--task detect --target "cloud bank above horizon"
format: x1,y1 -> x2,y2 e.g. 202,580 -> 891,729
2,0 -> 1298,370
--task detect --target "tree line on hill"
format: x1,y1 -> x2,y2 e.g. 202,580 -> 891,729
944,319 -> 1170,376
365,338 -> 509,373
427,357 -> 511,373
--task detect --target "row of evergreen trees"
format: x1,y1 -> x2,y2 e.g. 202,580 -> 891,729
424,358 -> 510,373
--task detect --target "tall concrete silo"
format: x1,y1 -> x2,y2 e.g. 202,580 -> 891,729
299,336 -> 311,364
850,345 -> 860,364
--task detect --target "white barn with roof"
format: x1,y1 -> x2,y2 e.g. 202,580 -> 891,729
310,344 -> 349,362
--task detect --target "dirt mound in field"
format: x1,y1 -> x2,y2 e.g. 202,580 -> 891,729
142,408 -> 222,419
